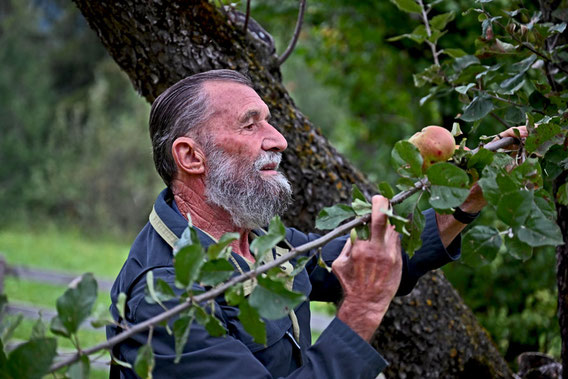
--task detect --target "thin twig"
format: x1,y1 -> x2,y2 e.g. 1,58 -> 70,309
491,18 -> 568,76
243,0 -> 251,34
49,136 -> 520,372
417,0 -> 440,66
490,111 -> 511,129
278,0 -> 307,66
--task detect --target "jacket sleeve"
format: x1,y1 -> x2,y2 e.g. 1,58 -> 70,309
113,267 -> 387,379
291,208 -> 461,302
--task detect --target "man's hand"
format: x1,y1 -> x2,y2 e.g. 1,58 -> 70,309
437,125 -> 530,246
332,195 -> 402,341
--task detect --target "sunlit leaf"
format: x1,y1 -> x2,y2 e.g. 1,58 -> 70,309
557,183 -> 568,206
351,198 -> 372,216
316,204 -> 356,230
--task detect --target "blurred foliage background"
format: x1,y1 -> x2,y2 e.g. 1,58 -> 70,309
0,0 -> 560,368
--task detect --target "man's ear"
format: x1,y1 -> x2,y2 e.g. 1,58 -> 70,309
172,137 -> 206,175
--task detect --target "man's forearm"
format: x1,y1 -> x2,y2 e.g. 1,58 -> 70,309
337,300 -> 389,342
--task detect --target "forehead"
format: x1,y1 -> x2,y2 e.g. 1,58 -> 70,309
202,81 -> 269,123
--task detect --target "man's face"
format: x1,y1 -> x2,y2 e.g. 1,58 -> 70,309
199,81 -> 292,229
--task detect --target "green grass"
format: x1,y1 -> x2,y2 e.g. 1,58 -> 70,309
0,225 -> 130,377
0,226 -> 130,277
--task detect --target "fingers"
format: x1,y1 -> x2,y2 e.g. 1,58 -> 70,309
370,195 -> 389,243
497,126 -> 528,140
331,239 -> 351,273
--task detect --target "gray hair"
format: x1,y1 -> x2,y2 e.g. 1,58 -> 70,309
149,69 -> 253,186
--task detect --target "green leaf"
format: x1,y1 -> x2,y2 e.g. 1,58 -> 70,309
413,63 -> 443,87
174,222 -> 201,254
443,48 -> 468,58
174,243 -> 205,289
460,95 -> 494,122
499,72 -> 526,94
30,317 -> 46,340
557,183 -> 568,206
173,314 -> 193,364
194,305 -> 226,337
145,273 -> 176,308
117,292 -> 127,321
250,216 -> 286,262
401,207 -> 425,255
452,55 -> 480,73
455,83 -> 475,95
430,12 -> 455,30
504,234 -> 533,261
68,355 -> 90,379
51,273 -> 98,336
351,184 -> 366,202
534,189 -> 557,220
249,275 -> 306,320
525,122 -> 564,156
134,343 -> 155,379
207,232 -> 239,260
378,181 -> 395,199
6,337 -> 57,379
389,0 -> 422,14
514,205 -> 564,247
351,198 -> 372,216
238,300 -> 266,345
290,256 -> 311,276
427,163 -> 470,209
199,259 -> 235,286
504,106 -> 525,125
467,148 -> 493,173
225,284 -> 245,306
316,204 -> 356,230
90,304 -> 115,328
496,189 -> 533,227
391,140 -> 423,178
461,226 -> 502,266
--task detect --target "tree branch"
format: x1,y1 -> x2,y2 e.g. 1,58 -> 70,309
278,0 -> 307,66
49,137 -> 519,372
417,0 -> 440,66
243,0 -> 251,34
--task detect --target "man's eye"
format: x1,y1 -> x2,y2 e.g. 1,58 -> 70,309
244,123 -> 255,130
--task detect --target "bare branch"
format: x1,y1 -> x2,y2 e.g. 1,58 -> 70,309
490,111 -> 511,129
243,0 -> 251,34
278,0 -> 307,66
417,0 -> 440,66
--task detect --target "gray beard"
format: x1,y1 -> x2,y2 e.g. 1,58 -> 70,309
203,144 -> 292,229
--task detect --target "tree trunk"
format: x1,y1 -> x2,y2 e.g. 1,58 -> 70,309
72,1 -> 511,376
556,180 -> 568,375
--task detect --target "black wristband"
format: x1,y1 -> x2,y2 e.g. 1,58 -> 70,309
453,207 -> 480,224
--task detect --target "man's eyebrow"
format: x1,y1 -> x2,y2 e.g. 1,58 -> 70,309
239,109 -> 271,123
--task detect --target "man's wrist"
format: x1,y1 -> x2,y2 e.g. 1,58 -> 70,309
452,207 -> 480,224
337,299 -> 389,341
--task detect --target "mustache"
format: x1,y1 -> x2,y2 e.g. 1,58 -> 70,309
254,152 -> 282,170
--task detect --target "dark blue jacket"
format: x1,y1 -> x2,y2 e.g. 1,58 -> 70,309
107,188 -> 460,378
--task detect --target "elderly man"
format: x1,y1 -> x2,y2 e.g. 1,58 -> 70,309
107,69 -> 515,378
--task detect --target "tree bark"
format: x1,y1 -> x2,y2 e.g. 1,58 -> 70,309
555,178 -> 568,375
72,1 -> 511,376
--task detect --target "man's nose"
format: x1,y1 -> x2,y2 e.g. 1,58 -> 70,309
263,123 -> 288,152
